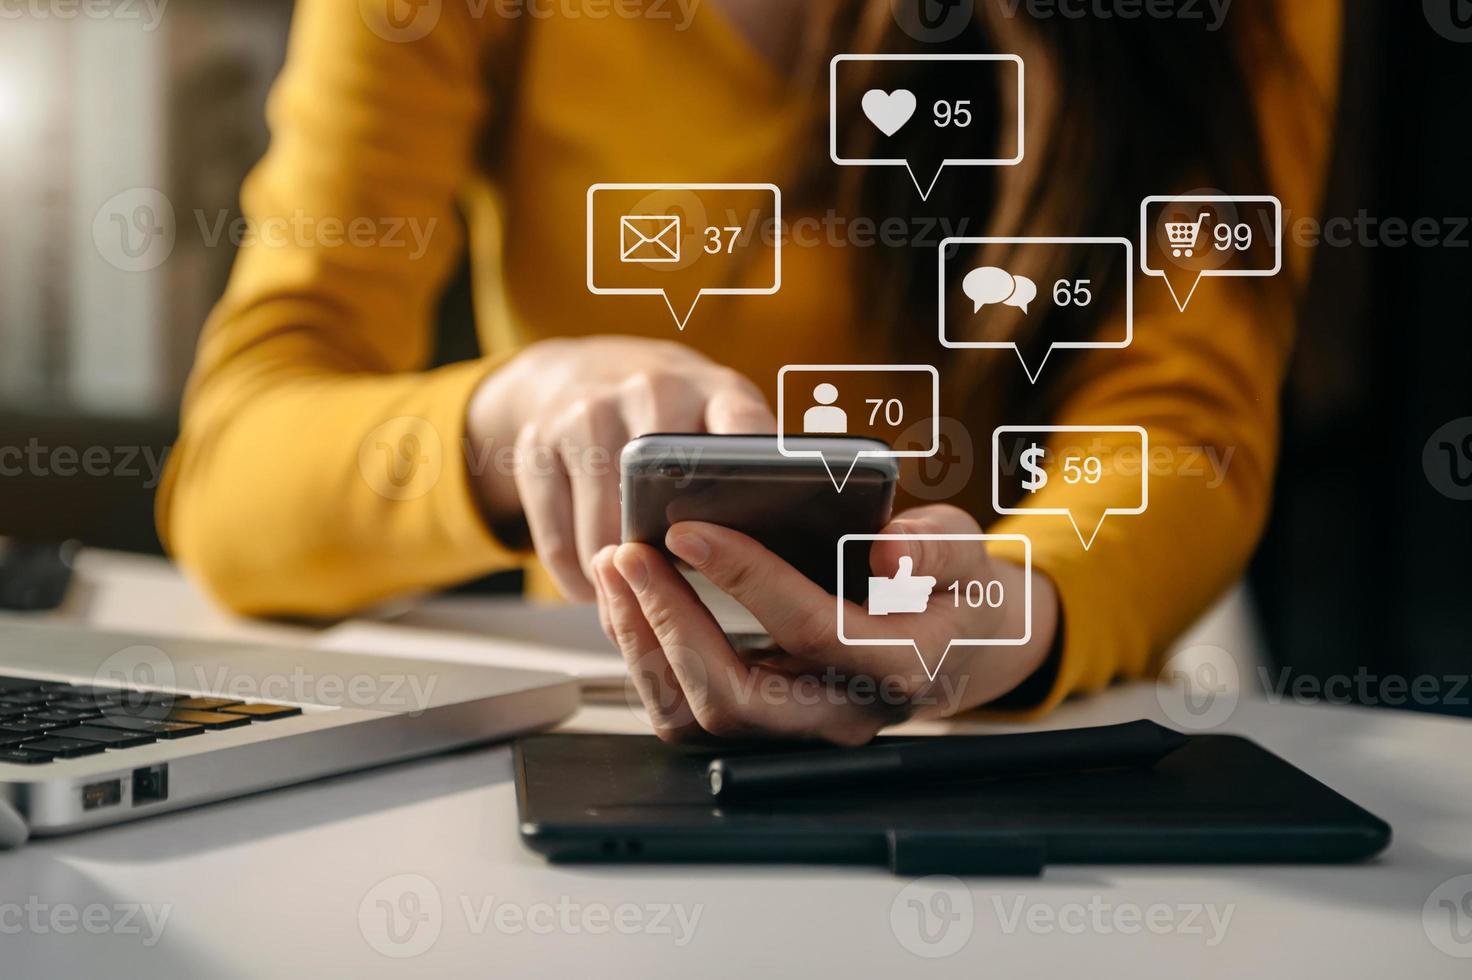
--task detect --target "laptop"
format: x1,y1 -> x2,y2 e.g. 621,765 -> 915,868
0,618 -> 579,846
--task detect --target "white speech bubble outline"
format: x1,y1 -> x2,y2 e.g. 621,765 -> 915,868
991,424 -> 1149,550
829,54 -> 1025,202
939,236 -> 1134,384
1139,195 -> 1283,312
586,182 -> 782,331
777,364 -> 941,492
836,533 -> 1032,682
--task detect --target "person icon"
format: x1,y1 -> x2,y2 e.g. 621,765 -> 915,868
803,383 -> 847,434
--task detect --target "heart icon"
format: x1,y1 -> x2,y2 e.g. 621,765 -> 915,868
861,88 -> 918,138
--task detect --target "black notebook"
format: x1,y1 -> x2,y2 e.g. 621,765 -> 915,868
515,731 -> 1391,876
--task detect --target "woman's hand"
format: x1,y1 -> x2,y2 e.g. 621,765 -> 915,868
591,503 -> 1060,745
467,337 -> 775,601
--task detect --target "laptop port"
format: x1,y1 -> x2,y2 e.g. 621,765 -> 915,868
132,765 -> 168,805
81,779 -> 122,811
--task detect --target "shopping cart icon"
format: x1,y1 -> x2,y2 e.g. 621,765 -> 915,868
1166,212 -> 1212,258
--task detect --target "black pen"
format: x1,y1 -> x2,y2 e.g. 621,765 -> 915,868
705,719 -> 1189,802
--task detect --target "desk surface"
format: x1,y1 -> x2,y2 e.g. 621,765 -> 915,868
3,554 -> 1471,978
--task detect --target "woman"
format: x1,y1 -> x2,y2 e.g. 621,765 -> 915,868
158,0 -> 1340,743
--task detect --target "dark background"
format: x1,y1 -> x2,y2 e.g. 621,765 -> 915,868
2,1 -> 1468,713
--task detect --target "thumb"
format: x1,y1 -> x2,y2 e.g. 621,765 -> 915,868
871,505 -> 983,587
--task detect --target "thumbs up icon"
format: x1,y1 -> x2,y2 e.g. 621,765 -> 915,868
867,556 -> 937,616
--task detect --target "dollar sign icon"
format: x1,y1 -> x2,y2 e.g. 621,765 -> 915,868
1019,443 -> 1048,493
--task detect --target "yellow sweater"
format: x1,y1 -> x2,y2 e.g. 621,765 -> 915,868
158,1 -> 1340,715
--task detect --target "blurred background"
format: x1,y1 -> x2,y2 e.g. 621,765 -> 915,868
0,1 -> 1467,712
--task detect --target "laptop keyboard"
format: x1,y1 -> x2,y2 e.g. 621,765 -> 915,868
0,675 -> 302,765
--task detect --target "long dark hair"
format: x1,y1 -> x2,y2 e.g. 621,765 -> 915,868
797,1 -> 1291,422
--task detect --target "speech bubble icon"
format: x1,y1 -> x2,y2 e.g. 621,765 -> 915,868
836,533 -> 1033,682
962,266 -> 1016,313
1003,273 -> 1036,314
587,183 -> 781,332
777,364 -> 940,492
1139,195 -> 1282,312
941,237 -> 1134,384
830,54 -> 1024,201
991,425 -> 1150,550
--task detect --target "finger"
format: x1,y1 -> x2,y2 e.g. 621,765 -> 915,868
667,521 -> 936,689
591,545 -> 617,644
562,399 -> 628,588
593,547 -> 699,741
613,543 -> 885,745
513,424 -> 590,601
870,504 -> 984,585
663,522 -> 837,658
705,374 -> 776,434
619,371 -> 707,437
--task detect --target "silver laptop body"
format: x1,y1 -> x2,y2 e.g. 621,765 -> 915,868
0,618 -> 579,845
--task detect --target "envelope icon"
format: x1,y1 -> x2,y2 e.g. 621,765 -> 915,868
620,214 -> 682,264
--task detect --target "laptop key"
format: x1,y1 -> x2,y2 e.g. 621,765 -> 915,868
0,677 -> 49,693
219,703 -> 303,720
47,697 -> 123,712
168,697 -> 242,711
29,709 -> 104,723
94,716 -> 205,739
0,734 -> 37,747
0,718 -> 64,733
21,737 -> 107,758
50,725 -> 157,749
0,690 -> 54,707
0,748 -> 53,764
163,709 -> 251,730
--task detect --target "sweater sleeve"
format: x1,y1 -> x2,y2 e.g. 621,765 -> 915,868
981,0 -> 1342,716
157,0 -> 522,616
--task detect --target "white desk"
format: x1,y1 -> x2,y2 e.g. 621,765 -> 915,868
3,553 -> 1471,978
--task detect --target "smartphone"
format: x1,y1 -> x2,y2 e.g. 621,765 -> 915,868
620,434 -> 896,597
